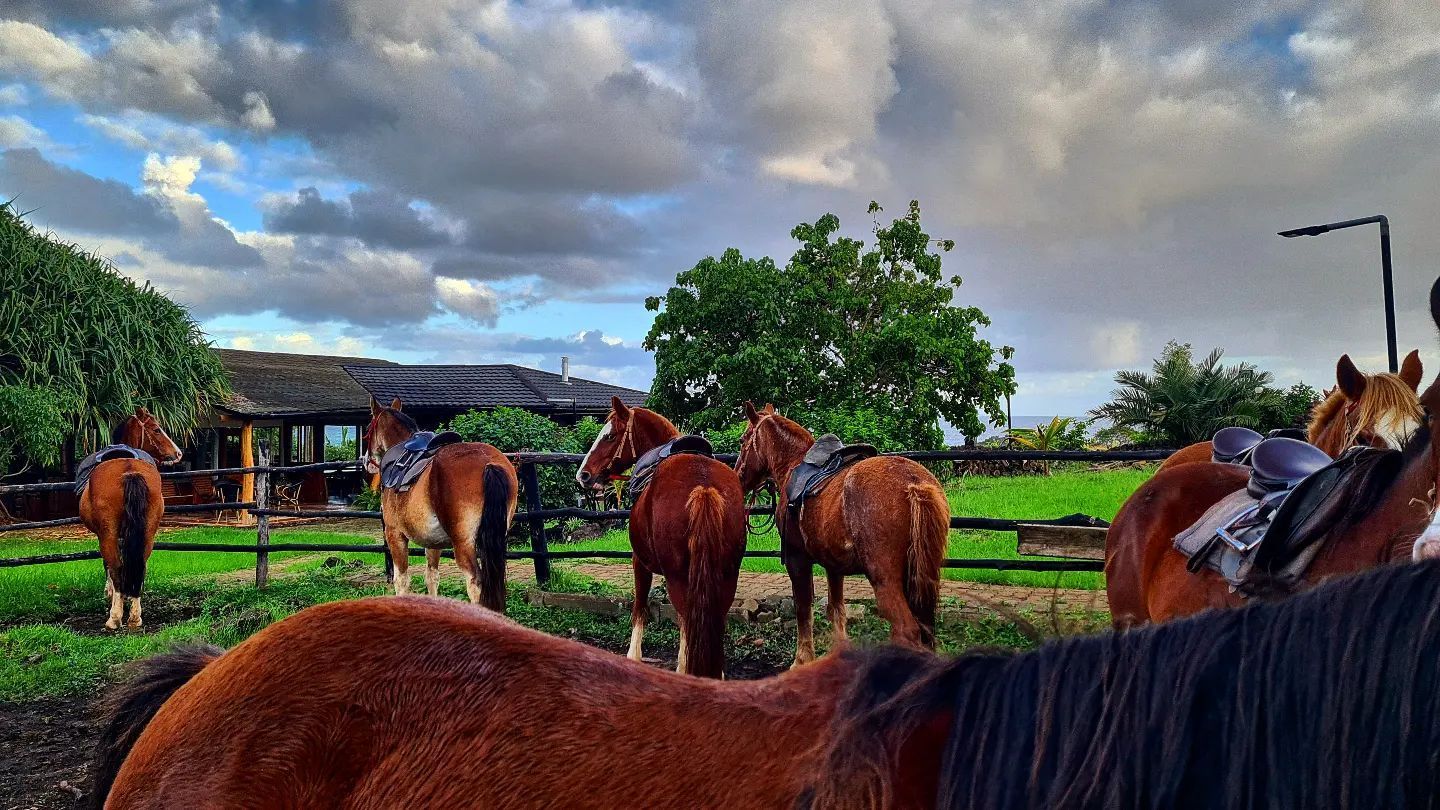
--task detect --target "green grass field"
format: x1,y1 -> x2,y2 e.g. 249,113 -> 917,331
559,468 -> 1150,589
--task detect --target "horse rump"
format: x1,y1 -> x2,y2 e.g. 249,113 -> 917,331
90,644 -> 223,808
117,471 -> 151,598
682,485 -> 740,679
476,463 -> 514,612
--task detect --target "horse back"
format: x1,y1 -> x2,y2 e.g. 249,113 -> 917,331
110,596 -> 845,809
1105,462 -> 1247,627
630,454 -> 745,576
794,455 -> 942,570
78,458 -> 162,532
384,442 -> 517,538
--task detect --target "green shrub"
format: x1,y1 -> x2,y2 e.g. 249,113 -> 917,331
447,408 -> 604,507
0,384 -> 71,473
352,485 -> 380,511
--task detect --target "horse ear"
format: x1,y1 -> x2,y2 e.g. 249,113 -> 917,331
389,397 -> 403,411
611,396 -> 631,421
370,397 -> 381,415
1337,354 -> 1367,400
763,403 -> 776,415
1430,276 -> 1440,333
1401,350 -> 1424,391
743,401 -> 760,424
135,405 -> 149,417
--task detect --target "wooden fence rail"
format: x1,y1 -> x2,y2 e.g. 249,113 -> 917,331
1,448 -> 1172,581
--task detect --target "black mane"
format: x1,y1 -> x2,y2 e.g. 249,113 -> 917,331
385,407 -> 419,433
807,561 -> 1440,809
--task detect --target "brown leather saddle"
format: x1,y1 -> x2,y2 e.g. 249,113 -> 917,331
627,435 -> 714,501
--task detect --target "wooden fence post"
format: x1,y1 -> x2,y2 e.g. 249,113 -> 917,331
255,441 -> 271,588
520,461 -> 551,587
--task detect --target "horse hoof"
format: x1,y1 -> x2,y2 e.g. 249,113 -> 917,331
104,621 -> 120,631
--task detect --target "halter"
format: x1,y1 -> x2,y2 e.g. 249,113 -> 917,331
599,412 -> 641,482
738,413 -> 776,475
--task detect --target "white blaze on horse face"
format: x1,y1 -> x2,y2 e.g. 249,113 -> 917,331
1376,415 -> 1422,451
1413,502 -> 1440,562
576,420 -> 613,486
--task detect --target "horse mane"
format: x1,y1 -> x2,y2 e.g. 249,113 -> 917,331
110,419 -> 129,445
805,560 -> 1440,809
386,408 -> 419,433
1309,372 -> 1423,446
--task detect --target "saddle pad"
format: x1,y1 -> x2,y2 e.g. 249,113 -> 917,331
627,435 -> 714,501
75,445 -> 156,494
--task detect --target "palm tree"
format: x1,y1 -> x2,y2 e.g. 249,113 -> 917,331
1089,342 -> 1284,448
1008,416 -> 1084,475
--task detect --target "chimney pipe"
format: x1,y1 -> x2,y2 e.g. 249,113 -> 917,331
561,355 -> 571,384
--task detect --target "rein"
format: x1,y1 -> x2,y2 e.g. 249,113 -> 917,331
746,481 -> 778,538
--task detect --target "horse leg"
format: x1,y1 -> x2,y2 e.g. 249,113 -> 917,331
384,526 -> 411,596
103,566 -> 124,631
786,554 -> 816,667
453,536 -> 483,605
425,548 -> 441,597
127,596 -> 143,630
825,570 -> 848,644
872,578 -> 926,649
668,582 -> 690,675
628,557 -> 653,662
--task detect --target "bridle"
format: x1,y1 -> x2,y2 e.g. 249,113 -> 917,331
597,412 -> 640,482
737,413 -> 775,483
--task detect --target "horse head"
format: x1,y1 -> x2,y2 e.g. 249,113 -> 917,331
1412,279 -> 1440,561
735,401 -> 812,493
575,397 -> 677,490
1308,351 -> 1424,455
364,397 -> 415,475
125,406 -> 183,465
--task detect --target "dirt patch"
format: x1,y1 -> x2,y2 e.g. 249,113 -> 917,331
0,698 -> 92,810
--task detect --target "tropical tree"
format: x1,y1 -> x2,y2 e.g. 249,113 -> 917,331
0,204 -> 230,471
1008,416 -> 1089,474
1089,342 -> 1304,447
645,201 -> 1015,450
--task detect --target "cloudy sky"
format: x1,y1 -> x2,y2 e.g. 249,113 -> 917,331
2,1 -> 1438,427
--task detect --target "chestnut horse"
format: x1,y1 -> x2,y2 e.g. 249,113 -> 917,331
1105,284 -> 1440,628
79,407 -> 183,630
364,398 -> 518,611
734,403 -> 947,665
576,397 -> 746,678
95,560 -> 1440,808
1155,350 -> 1424,471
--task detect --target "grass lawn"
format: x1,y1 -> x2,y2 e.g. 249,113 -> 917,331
557,467 -> 1151,589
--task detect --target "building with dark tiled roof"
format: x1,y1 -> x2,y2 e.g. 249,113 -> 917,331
188,350 -> 646,503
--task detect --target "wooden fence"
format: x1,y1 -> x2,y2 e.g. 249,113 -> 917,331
0,448 -> 1173,585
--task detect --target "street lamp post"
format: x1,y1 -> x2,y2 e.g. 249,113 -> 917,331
1278,214 -> 1397,373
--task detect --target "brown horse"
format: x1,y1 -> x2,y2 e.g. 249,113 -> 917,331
1155,350 -> 1424,471
576,397 -> 746,678
79,407 -> 183,631
1106,293 -> 1440,627
734,403 -> 947,665
94,560 -> 1440,808
364,398 -> 518,611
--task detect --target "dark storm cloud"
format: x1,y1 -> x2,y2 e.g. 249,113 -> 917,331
0,147 -> 175,235
264,187 -> 452,250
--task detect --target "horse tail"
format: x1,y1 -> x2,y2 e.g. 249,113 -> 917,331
117,471 -> 151,598
476,463 -> 514,613
903,483 -> 946,649
91,644 -> 223,808
683,486 -> 732,679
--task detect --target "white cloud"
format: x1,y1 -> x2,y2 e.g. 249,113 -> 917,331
240,91 -> 275,133
434,277 -> 500,326
0,84 -> 27,106
0,115 -> 48,148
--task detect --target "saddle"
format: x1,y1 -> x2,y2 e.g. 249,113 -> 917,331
1210,427 -> 1309,465
74,445 -> 156,494
379,431 -> 463,492
627,435 -> 714,501
1175,440 -> 1401,597
784,434 -> 878,510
